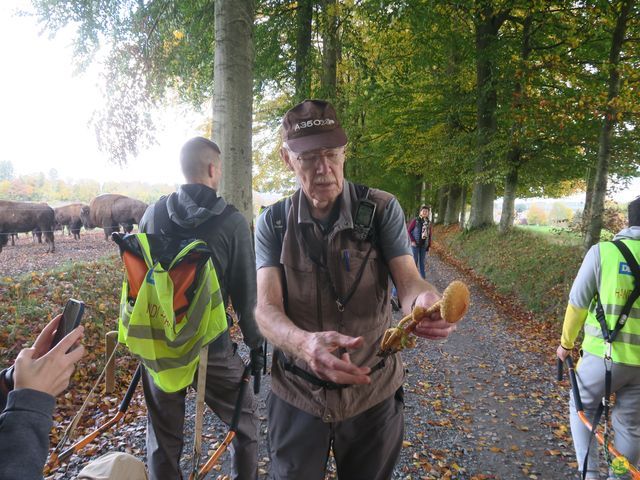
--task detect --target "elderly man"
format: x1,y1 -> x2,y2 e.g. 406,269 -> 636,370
255,100 -> 456,480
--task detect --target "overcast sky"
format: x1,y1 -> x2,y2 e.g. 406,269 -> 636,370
0,1 -> 637,201
0,0 -> 207,186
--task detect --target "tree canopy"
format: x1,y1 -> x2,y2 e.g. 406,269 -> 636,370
29,0 -> 640,241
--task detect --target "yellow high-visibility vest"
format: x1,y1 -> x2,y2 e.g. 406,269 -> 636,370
117,234 -> 228,392
583,239 -> 640,366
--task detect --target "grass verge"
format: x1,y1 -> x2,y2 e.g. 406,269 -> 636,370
434,224 -> 584,323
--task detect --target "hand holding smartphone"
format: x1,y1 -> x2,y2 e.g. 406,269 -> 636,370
50,299 -> 85,351
1,300 -> 85,395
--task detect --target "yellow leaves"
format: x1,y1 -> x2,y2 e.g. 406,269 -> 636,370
173,30 -> 184,41
553,424 -> 568,438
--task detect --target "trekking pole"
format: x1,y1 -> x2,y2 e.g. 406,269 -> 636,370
49,364 -> 142,467
192,365 -> 251,480
557,357 -> 640,479
253,340 -> 267,395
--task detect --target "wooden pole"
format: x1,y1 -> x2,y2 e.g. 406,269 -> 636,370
105,331 -> 118,393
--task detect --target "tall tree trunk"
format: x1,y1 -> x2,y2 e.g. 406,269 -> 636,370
499,164 -> 518,232
584,0 -> 633,251
445,184 -> 462,225
436,185 -> 449,224
582,164 -> 596,234
499,15 -> 531,234
469,4 -> 509,229
320,0 -> 338,101
295,0 -> 313,102
213,0 -> 254,222
459,186 -> 467,226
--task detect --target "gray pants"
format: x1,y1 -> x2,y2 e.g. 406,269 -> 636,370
570,352 -> 640,479
142,331 -> 259,480
267,389 -> 404,480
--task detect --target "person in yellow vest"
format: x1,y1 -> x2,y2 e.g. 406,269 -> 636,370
556,196 -> 640,480
139,138 -> 263,480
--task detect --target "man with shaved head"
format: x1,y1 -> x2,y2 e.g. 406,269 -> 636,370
139,137 -> 263,480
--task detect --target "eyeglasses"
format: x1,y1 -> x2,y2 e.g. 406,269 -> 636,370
294,148 -> 344,169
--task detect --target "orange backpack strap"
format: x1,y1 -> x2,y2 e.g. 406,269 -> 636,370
123,250 -> 148,299
169,255 -> 200,323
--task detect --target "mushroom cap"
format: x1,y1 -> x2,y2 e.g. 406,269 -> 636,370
440,280 -> 470,323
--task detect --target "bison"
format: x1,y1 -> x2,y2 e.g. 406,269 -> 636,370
0,200 -> 55,253
55,203 -> 88,240
81,194 -> 148,240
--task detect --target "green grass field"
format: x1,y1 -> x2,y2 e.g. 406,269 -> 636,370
514,224 -> 582,246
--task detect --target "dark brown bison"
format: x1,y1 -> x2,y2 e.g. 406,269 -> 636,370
81,194 -> 148,240
55,203 -> 88,240
0,200 -> 55,253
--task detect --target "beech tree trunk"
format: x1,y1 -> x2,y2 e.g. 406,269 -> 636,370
213,0 -> 255,222
584,0 -> 633,251
499,163 -> 519,232
469,4 -> 509,229
582,165 -> 596,235
445,184 -> 462,225
295,0 -> 313,102
436,185 -> 449,224
320,0 -> 338,101
499,15 -> 531,234
459,186 -> 467,226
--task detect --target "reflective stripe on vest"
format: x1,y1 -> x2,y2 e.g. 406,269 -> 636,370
118,234 -> 228,392
583,239 -> 640,366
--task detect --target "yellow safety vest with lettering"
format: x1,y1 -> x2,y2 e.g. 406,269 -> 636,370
117,234 -> 228,392
583,239 -> 640,366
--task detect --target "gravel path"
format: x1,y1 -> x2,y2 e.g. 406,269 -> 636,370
48,249 -> 579,479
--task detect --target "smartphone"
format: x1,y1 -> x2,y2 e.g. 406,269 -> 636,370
50,299 -> 85,350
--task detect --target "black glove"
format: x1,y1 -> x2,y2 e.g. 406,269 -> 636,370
250,346 -> 265,376
250,346 -> 265,394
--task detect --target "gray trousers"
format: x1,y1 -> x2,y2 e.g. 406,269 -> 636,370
267,389 -> 404,480
570,352 -> 640,479
141,331 -> 259,480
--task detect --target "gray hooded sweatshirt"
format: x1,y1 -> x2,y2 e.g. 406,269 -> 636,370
140,184 -> 262,350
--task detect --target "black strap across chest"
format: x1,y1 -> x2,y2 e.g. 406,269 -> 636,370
269,185 -> 388,389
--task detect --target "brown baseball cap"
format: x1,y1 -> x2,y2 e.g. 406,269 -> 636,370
281,99 -> 348,153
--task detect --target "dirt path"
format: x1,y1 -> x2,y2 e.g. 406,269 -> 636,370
46,248 -> 579,479
0,230 -> 115,279
392,252 -> 577,479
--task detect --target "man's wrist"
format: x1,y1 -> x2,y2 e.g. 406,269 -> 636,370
560,344 -> 572,351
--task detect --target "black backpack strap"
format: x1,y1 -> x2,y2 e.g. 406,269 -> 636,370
611,240 -> 640,342
270,196 -> 291,250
